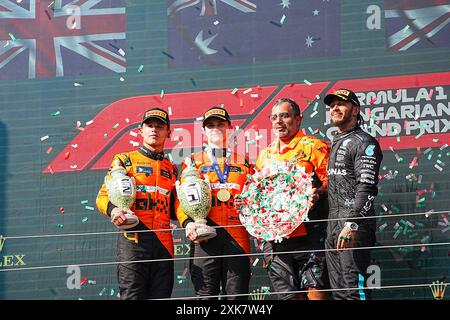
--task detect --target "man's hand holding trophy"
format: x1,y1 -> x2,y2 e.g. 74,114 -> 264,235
176,157 -> 216,243
105,162 -> 139,229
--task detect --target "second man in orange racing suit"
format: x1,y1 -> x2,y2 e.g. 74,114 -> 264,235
176,107 -> 254,299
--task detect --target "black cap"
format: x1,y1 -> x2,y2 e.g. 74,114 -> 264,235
202,107 -> 231,126
324,88 -> 360,107
141,108 -> 170,128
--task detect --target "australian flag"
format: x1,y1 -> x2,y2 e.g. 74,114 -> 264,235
385,0 -> 450,51
0,0 -> 126,80
167,0 -> 341,67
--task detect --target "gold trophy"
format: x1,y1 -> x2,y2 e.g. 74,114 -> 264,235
104,163 -> 139,229
176,158 -> 216,240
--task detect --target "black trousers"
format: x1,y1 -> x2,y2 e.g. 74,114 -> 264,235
189,229 -> 250,300
325,221 -> 376,300
117,231 -> 174,300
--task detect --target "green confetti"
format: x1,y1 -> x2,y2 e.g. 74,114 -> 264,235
85,206 -> 95,211
280,14 -> 286,24
112,123 -> 119,129
104,133 -> 108,138
408,232 -> 419,239
160,89 -> 164,98
82,217 -> 88,223
51,111 -> 60,116
110,289 -> 115,296
415,221 -> 424,228
56,224 -> 64,228
378,223 -> 388,232
81,200 -> 89,204
8,32 -> 16,41
231,88 -> 238,95
99,288 -> 107,296
303,79 -> 312,86
415,131 -> 424,139
313,102 -> 318,111
307,127 -> 314,135
421,235 -> 430,243
137,65 -> 144,73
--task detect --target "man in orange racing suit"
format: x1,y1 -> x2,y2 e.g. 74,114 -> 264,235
256,98 -> 330,300
96,108 -> 178,300
176,107 -> 254,299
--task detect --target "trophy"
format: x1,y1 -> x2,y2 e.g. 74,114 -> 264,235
176,158 -> 216,240
104,163 -> 139,230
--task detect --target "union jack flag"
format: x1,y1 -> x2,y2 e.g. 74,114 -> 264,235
0,0 -> 126,80
385,0 -> 450,51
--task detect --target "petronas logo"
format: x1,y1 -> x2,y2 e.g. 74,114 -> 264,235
430,281 -> 447,300
0,235 -> 5,253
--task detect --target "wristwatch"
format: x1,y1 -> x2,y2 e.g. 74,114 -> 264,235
345,221 -> 358,231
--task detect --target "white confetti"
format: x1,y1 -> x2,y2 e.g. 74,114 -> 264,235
118,48 -> 125,56
40,135 -> 49,141
129,131 -> 138,137
86,120 -> 94,126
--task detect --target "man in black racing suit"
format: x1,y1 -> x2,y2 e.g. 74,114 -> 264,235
323,89 -> 383,300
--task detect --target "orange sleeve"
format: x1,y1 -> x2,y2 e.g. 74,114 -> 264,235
255,148 -> 267,170
310,140 -> 330,189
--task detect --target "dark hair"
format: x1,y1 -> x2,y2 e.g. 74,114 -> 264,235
273,98 -> 301,117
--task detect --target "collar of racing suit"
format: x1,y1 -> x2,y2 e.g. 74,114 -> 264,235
138,145 -> 165,160
333,125 -> 360,141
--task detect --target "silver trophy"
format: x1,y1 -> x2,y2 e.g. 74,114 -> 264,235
176,158 -> 216,240
104,164 -> 139,229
